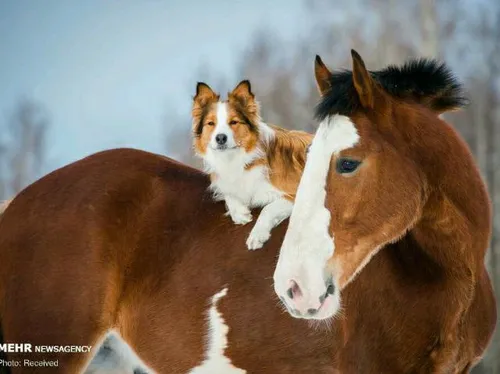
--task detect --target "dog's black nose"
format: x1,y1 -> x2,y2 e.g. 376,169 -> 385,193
215,133 -> 227,145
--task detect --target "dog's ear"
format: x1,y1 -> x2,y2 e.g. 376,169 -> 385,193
192,82 -> 219,135
229,80 -> 258,115
193,82 -> 219,107
230,80 -> 254,99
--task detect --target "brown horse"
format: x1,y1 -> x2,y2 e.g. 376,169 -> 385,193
0,148 -> 342,374
0,51 -> 496,374
273,50 -> 497,372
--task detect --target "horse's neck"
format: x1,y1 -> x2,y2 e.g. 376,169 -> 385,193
411,190 -> 487,280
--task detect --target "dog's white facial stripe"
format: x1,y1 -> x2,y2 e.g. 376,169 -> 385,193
216,102 -> 228,131
189,288 -> 246,374
210,102 -> 236,149
273,115 -> 359,318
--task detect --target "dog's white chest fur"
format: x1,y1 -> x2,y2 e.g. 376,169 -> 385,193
200,137 -> 293,251
204,148 -> 283,207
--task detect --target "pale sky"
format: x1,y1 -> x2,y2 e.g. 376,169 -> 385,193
0,0 -> 309,173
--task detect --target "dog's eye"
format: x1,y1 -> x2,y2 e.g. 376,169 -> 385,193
336,158 -> 361,174
207,121 -> 215,126
305,144 -> 311,155
229,120 -> 238,125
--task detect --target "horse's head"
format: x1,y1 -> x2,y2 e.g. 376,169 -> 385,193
273,50 -> 467,320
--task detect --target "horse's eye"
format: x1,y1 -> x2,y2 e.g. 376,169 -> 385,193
336,158 -> 361,174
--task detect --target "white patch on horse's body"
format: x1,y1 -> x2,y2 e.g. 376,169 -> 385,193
273,115 -> 359,319
84,330 -> 154,374
189,288 -> 246,374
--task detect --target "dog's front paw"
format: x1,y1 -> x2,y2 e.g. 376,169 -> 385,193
246,225 -> 271,250
228,207 -> 253,225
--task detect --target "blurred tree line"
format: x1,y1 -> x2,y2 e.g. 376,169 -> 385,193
165,0 -> 500,371
0,98 -> 48,200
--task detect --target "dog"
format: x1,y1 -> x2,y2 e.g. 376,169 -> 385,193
191,80 -> 312,250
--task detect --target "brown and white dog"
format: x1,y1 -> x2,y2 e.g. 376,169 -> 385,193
192,80 -> 312,250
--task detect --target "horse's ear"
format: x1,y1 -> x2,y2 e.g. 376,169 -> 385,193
229,80 -> 258,114
194,82 -> 219,106
351,50 -> 375,109
314,55 -> 332,96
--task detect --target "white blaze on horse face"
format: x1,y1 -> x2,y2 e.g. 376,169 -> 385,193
189,288 -> 246,374
273,115 -> 359,320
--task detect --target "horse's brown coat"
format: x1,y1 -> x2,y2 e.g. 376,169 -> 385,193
0,146 -> 495,373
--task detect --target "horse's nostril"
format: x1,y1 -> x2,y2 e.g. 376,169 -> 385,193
319,280 -> 335,304
327,283 -> 335,295
307,308 -> 318,315
287,280 -> 302,300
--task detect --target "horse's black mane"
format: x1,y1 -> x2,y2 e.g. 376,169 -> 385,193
315,59 -> 468,121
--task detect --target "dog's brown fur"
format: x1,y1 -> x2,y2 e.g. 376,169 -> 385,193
192,80 -> 312,201
264,125 -> 312,199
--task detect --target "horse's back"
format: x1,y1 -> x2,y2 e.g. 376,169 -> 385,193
0,147 -> 207,270
1,147 -> 207,237
0,148 -> 213,372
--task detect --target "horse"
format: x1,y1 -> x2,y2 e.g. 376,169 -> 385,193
0,148 -> 341,374
273,50 -> 497,372
0,50 -> 495,374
